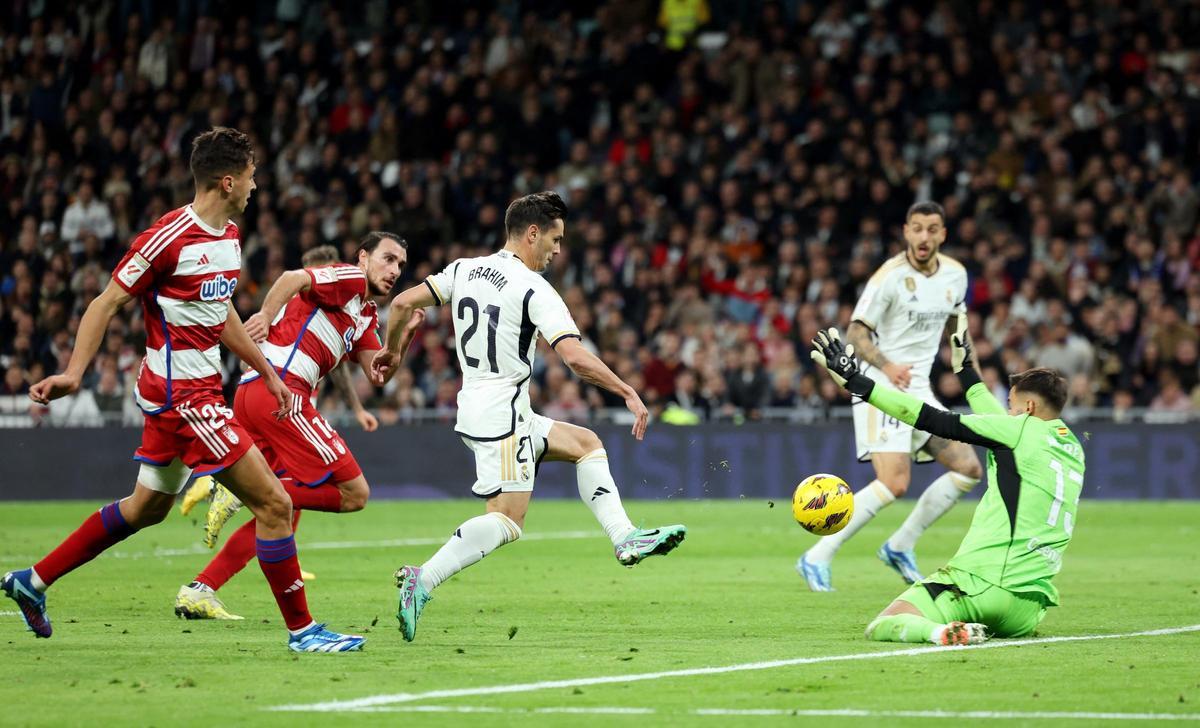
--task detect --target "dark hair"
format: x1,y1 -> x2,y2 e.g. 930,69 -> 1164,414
504,191 -> 568,239
906,200 -> 946,224
1009,367 -> 1068,412
301,245 -> 341,267
189,127 -> 254,188
356,231 -> 407,259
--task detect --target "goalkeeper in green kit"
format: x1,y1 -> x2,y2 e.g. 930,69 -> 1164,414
811,315 -> 1084,646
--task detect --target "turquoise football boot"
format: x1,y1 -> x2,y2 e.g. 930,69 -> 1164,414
614,525 -> 687,567
395,565 -> 432,642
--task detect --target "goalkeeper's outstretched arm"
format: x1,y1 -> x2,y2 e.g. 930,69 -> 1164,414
811,328 -> 1023,451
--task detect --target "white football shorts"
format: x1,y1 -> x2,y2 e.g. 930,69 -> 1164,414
852,384 -> 947,463
461,412 -> 555,497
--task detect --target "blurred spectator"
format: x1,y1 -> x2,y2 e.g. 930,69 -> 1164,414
0,0 -> 1197,428
1149,370 -> 1194,413
543,380 -> 590,424
60,182 -> 114,247
726,347 -> 769,417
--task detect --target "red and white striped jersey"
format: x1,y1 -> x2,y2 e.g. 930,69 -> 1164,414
112,205 -> 241,414
240,263 -> 382,396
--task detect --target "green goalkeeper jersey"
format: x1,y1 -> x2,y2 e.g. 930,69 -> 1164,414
867,380 -> 1085,606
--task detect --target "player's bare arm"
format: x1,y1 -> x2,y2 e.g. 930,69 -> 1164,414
553,336 -> 649,440
30,281 -> 133,404
220,303 -> 289,418
373,284 -> 433,382
847,320 -> 911,390
244,269 -> 312,342
331,358 -> 378,432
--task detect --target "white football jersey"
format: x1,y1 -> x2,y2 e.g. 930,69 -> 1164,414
425,249 -> 580,440
851,252 -> 967,388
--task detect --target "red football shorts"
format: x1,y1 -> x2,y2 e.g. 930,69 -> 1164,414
232,378 -> 361,487
134,390 -> 254,492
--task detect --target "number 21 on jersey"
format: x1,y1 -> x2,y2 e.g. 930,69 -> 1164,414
458,296 -> 500,373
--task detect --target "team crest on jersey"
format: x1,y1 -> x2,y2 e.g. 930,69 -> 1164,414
945,288 -> 953,303
904,277 -> 916,292
200,273 -> 238,301
521,464 -> 530,481
222,426 -> 240,445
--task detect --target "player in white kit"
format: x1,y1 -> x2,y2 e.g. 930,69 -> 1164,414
372,191 -> 687,641
799,202 -> 984,591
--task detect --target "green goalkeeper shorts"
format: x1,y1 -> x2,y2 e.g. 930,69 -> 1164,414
897,567 -> 1048,638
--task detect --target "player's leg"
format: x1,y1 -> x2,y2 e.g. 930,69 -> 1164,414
394,491 -> 526,642
178,507 -> 304,621
206,385 -> 354,543
882,437 -> 982,578
800,449 -> 909,591
540,418 -> 686,565
962,575 -> 1047,639
394,431 -> 532,642
3,459 -> 185,638
865,574 -> 987,646
274,392 -> 368,513
414,489 -> 528,594
216,446 -> 362,651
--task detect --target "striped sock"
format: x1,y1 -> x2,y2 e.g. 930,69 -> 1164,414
576,449 -> 635,545
33,501 -> 138,587
256,534 -> 312,631
418,512 -> 521,591
198,510 -> 302,590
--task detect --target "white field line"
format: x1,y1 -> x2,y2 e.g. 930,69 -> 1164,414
340,706 -> 1200,721
268,624 -> 1200,713
350,706 -> 656,716
0,530 -> 598,564
111,530 -> 598,559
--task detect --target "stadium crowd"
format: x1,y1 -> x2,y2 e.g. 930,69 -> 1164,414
2,0 -> 1200,427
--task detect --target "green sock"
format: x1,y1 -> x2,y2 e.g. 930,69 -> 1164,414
865,613 -> 942,643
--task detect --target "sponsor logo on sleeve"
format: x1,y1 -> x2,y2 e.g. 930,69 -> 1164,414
117,252 -> 151,287
313,267 -> 337,284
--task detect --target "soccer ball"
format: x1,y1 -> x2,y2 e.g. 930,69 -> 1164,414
792,474 -> 854,536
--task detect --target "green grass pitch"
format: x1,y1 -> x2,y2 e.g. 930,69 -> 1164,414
0,498 -> 1197,726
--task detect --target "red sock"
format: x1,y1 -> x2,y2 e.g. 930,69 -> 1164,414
34,501 -> 137,586
256,534 -> 312,631
196,519 -> 256,590
196,510 -> 304,591
283,482 -> 342,512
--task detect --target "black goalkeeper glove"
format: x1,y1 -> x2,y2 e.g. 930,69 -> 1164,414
949,312 -> 982,389
810,328 -> 875,399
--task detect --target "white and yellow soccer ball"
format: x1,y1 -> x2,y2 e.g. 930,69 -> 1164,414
792,474 -> 854,536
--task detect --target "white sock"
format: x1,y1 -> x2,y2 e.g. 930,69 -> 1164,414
576,449 -> 635,545
419,512 -> 521,591
288,620 -> 317,636
805,480 -> 896,563
29,568 -> 47,592
887,472 -> 979,552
